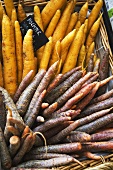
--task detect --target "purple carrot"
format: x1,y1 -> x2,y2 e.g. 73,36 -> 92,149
91,131 -> 113,141
86,54 -> 94,72
82,72 -> 99,87
13,70 -> 34,103
0,91 -> 6,131
16,69 -> 46,117
42,102 -> 58,118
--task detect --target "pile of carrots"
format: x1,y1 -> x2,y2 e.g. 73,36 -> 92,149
1,0 -> 113,169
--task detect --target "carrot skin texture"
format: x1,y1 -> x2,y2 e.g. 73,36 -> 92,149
0,127 -> 12,169
13,70 -> 34,103
91,131 -> 113,141
42,102 -> 58,118
0,91 -> 6,131
24,61 -> 58,121
44,70 -> 83,104
16,69 -> 46,117
76,112 -> 113,134
67,131 -> 91,142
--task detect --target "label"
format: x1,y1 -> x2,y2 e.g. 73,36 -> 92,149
20,15 -> 49,51
104,0 -> 113,30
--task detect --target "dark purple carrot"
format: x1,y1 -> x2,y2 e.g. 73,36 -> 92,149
44,93 -> 83,118
28,142 -> 82,154
48,108 -> 112,144
24,61 -> 58,121
76,82 -> 100,111
12,133 -> 33,166
33,116 -> 71,133
80,97 -> 113,117
97,48 -> 109,95
0,127 -> 12,169
76,112 -> 113,134
42,102 -> 58,118
7,125 -> 20,136
67,131 -> 91,142
8,117 -> 25,132
25,90 -> 46,128
44,70 -> 83,104
0,91 -> 6,131
46,73 -> 63,93
13,70 -> 34,103
9,136 -> 20,157
82,141 -> 113,152
54,72 -> 95,108
89,88 -> 113,105
83,152 -> 101,160
16,69 -> 46,117
82,72 -> 99,87
17,156 -> 83,168
86,54 -> 94,72
91,131 -> 113,141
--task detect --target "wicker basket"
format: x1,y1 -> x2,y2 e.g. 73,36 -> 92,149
5,0 -> 113,169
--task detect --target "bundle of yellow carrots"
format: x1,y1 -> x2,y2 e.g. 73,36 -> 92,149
0,0 -> 103,97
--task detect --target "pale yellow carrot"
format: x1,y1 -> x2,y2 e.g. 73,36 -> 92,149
4,0 -> 14,18
77,44 -> 86,69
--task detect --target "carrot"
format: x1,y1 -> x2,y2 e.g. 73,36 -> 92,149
7,125 -> 20,136
82,72 -> 99,87
86,54 -> 94,72
0,2 -> 3,27
85,42 -> 95,67
34,5 -> 44,31
60,29 -> 77,68
67,131 -> 91,142
52,110 -> 81,119
21,126 -> 30,139
82,19 -> 88,45
82,141 -> 113,152
2,14 -> 17,97
4,0 -> 14,18
52,0 -> 75,45
77,45 -> 86,69
46,74 -> 63,93
65,12 -> 78,35
45,9 -> 61,38
88,0 -> 103,31
16,69 -> 46,117
9,136 -> 20,157
45,70 -> 83,104
33,116 -> 71,133
25,61 -> 58,121
83,152 -> 101,160
11,8 -> 17,28
74,20 -> 81,33
25,90 -> 47,128
79,2 -> 88,24
76,112 -> 113,134
17,3 -> 27,23
99,75 -> 113,87
0,127 -> 12,169
13,70 -> 34,103
8,117 -> 25,132
76,82 -> 100,111
14,20 -> 23,85
29,142 -> 82,154
17,156 -> 81,168
12,133 -> 33,166
62,24 -> 85,73
36,116 -> 45,123
41,102 -> 49,109
93,58 -> 100,72
54,72 -> 95,108
80,97 -> 113,117
91,131 -> 113,142
90,88 -> 113,105
86,14 -> 102,48
41,0 -> 66,30
0,92 -> 6,131
97,48 -> 109,95
42,102 -> 58,118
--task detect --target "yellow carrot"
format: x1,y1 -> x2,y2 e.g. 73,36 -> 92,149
39,37 -> 53,71
86,14 -> 102,48
11,8 -> 17,28
34,5 -> 44,31
4,0 -> 14,18
77,44 -> 86,69
62,24 -> 85,74
0,61 -> 3,87
2,14 -> 17,96
0,2 -> 3,27
85,42 -> 95,67
17,4 -> 27,23
88,0 -> 103,31
52,0 -> 75,45
60,29 -> 76,66
65,12 -> 78,35
74,20 -> 81,35
41,0 -> 67,30
45,9 -> 61,38
15,21 -> 23,85
49,40 -> 61,67
82,19 -> 88,44
22,29 -> 35,79
79,2 -> 88,24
